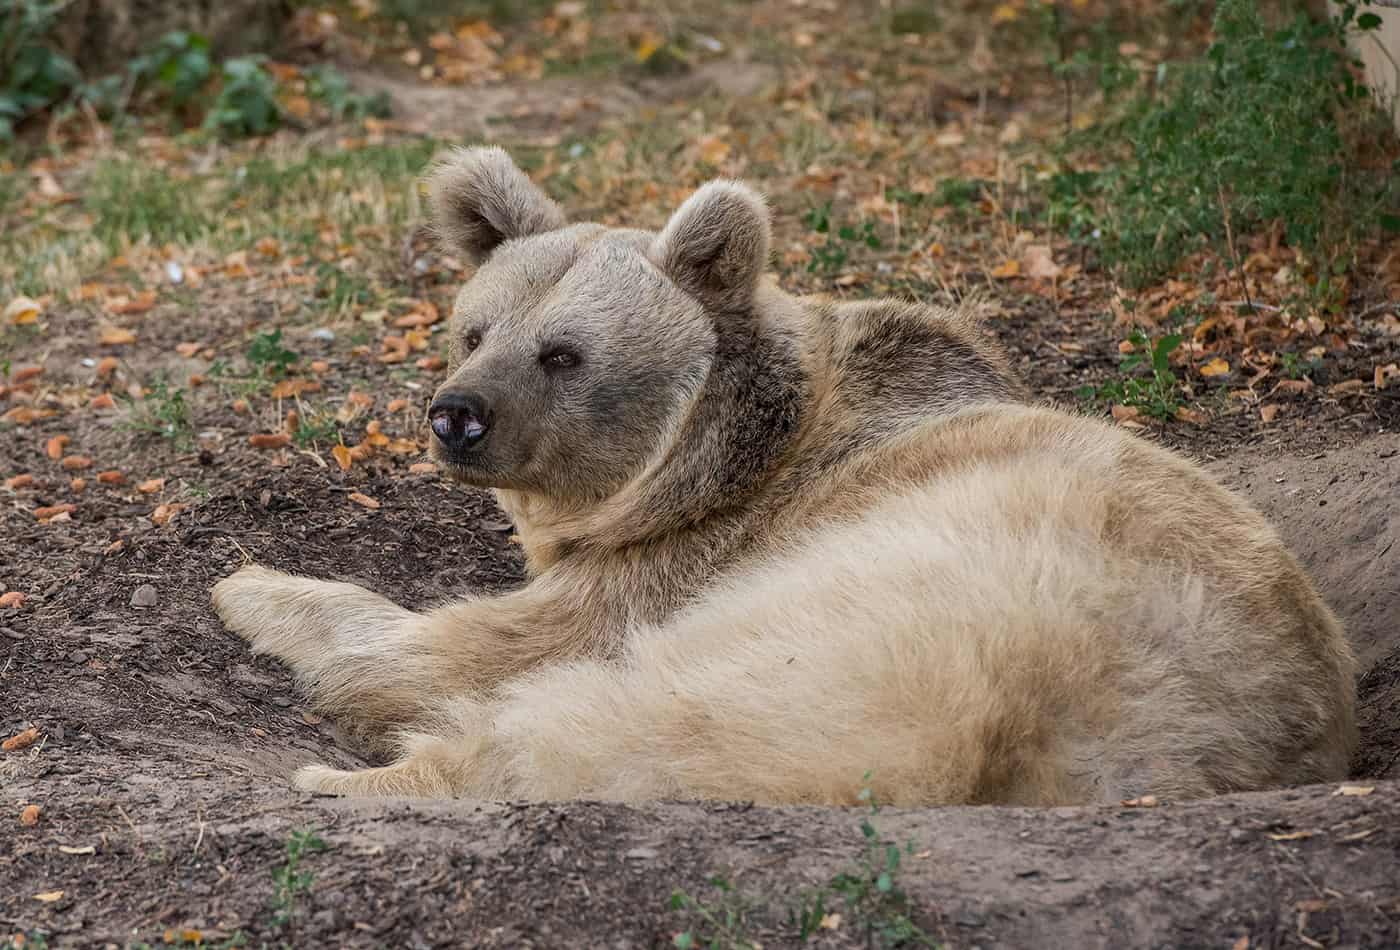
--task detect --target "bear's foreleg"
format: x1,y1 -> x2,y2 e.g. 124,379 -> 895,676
211,564 -> 617,738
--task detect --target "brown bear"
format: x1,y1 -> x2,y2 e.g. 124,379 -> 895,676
211,147 -> 1356,806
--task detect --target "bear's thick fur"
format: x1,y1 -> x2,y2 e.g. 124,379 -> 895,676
211,147 -> 1356,806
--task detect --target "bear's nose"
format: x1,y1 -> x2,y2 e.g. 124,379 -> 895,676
428,391 -> 491,450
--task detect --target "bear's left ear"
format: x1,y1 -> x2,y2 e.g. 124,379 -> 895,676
650,180 -> 771,312
426,146 -> 567,264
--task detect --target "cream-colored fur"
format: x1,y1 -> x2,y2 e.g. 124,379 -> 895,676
211,148 -> 1356,806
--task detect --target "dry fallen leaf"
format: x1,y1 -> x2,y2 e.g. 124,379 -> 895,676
107,289 -> 156,315
96,470 -> 124,484
1333,784 -> 1375,797
348,491 -> 380,509
1199,357 -> 1230,377
1120,794 -> 1159,808
1259,404 -> 1280,423
1267,829 -> 1318,841
819,912 -> 843,931
5,474 -> 35,489
1329,379 -> 1366,395
34,503 -> 76,521
416,356 -> 446,372
270,379 -> 322,399
387,398 -> 410,413
249,433 -> 292,449
331,444 -> 352,471
989,259 -> 1021,279
58,844 -> 96,855
60,455 -> 92,471
20,804 -> 40,826
5,295 -> 42,325
3,727 -> 40,751
99,327 -> 138,345
136,477 -> 165,493
1021,244 -> 1061,280
1232,937 -> 1250,950
13,365 -> 43,383
1174,407 -> 1208,425
69,478 -> 85,493
151,503 -> 187,526
95,356 -> 119,378
45,435 -> 70,459
32,891 -> 64,903
0,591 -> 26,608
90,393 -> 116,410
1375,363 -> 1399,391
408,462 -> 438,475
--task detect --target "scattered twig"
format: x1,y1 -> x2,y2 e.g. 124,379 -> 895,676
1222,300 -> 1285,313
1217,184 -> 1255,314
1355,300 -> 1399,320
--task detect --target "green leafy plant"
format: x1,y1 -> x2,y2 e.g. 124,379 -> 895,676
1080,327 -> 1184,420
304,63 -> 391,121
130,31 -> 213,110
805,202 -> 882,274
292,411 -> 339,449
794,777 -> 935,947
1280,350 -> 1321,380
0,0 -> 79,140
122,381 -> 195,447
203,55 -> 280,138
247,329 -> 298,377
271,828 -> 326,928
670,878 -> 759,950
669,775 -> 936,949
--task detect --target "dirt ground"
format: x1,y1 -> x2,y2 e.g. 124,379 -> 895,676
4,1 -> 1400,946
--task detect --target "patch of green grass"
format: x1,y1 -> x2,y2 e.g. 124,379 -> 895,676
271,827 -> 327,929
121,380 -> 195,447
86,159 -> 212,249
1079,327 -> 1185,420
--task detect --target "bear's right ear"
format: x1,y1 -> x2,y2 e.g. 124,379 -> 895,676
426,146 -> 567,264
651,180 -> 771,312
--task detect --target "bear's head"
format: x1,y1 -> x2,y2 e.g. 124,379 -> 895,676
423,146 -> 772,502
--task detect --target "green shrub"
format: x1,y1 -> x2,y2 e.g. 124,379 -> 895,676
0,0 -> 79,140
1050,0 -> 1400,295
203,56 -> 281,138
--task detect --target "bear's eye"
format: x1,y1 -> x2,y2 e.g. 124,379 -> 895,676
463,330 -> 482,353
539,348 -> 581,373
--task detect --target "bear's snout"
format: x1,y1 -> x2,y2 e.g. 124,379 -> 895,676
429,390 -> 492,452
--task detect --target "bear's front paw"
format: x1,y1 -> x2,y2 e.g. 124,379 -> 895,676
210,564 -> 300,648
